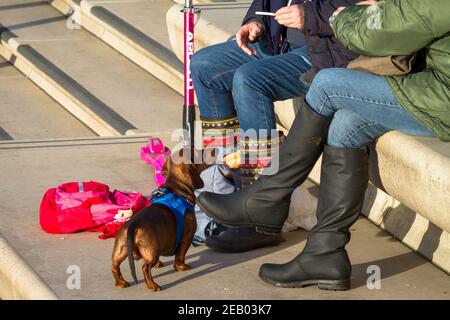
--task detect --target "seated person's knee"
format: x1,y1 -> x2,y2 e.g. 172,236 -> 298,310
191,47 -> 214,79
305,69 -> 338,110
232,65 -> 255,91
327,109 -> 367,149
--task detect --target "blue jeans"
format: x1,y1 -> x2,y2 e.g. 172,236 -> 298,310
191,39 -> 312,133
305,68 -> 433,149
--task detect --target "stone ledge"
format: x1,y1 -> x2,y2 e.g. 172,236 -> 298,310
0,235 -> 58,300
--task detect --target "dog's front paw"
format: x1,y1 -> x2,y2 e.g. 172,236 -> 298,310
174,263 -> 191,271
147,283 -> 161,291
154,260 -> 164,268
115,281 -> 130,289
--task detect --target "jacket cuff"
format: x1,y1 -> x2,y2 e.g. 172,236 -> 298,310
302,1 -> 337,37
242,14 -> 264,26
302,2 -> 317,34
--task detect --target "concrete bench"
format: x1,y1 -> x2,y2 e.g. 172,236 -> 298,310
166,2 -> 450,273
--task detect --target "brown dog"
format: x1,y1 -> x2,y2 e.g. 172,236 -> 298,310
111,148 -> 215,291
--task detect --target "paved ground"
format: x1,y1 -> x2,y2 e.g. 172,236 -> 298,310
0,136 -> 449,299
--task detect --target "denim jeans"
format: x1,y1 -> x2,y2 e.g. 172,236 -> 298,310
305,68 -> 433,149
191,39 -> 312,133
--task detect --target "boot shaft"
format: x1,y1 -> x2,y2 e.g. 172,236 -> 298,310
251,103 -> 331,200
305,146 -> 369,254
201,115 -> 240,151
240,133 -> 283,189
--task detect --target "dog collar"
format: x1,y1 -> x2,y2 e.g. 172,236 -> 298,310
151,188 -> 194,206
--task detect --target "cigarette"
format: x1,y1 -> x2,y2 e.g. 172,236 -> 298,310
287,0 -> 293,6
255,11 -> 276,16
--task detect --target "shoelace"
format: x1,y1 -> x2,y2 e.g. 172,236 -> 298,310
205,221 -> 219,236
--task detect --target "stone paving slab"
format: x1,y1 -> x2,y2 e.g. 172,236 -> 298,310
0,136 -> 449,299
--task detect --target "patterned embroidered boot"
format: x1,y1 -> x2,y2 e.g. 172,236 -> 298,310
201,115 -> 240,153
240,133 -> 284,189
201,117 -> 283,252
203,132 -> 284,253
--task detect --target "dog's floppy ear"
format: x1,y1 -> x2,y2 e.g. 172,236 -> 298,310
163,158 -> 169,177
202,148 -> 217,165
171,147 -> 192,165
195,148 -> 217,173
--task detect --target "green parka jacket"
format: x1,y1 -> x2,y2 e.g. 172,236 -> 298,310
333,0 -> 450,141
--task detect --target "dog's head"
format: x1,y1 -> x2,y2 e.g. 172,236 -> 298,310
165,147 -> 216,190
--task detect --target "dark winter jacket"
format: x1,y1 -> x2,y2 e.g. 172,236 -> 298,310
243,0 -> 359,71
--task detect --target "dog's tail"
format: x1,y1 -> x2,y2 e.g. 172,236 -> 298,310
126,221 -> 138,285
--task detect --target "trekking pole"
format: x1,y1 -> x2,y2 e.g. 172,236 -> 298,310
182,0 -> 200,147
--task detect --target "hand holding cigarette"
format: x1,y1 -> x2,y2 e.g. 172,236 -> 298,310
255,0 -> 292,18
274,4 -> 305,29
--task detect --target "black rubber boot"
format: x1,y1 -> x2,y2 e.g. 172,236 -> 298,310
197,103 -> 331,234
204,133 -> 284,253
259,146 -> 369,290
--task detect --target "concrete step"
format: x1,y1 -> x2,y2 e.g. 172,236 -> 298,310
45,0 -> 184,95
1,136 -> 449,299
0,57 -> 94,139
93,0 -> 175,51
0,0 -> 183,136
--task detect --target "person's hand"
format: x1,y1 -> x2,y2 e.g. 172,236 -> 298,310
356,0 -> 378,5
275,5 -> 305,29
329,6 -> 347,26
236,21 -> 264,55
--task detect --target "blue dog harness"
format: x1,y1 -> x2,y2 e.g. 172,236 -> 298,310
150,188 -> 195,254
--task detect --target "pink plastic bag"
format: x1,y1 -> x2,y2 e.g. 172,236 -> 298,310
140,137 -> 171,187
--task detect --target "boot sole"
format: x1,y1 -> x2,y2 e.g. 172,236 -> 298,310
260,275 -> 350,291
205,237 -> 282,253
197,203 -> 282,235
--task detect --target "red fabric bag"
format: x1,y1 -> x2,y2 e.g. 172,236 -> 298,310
40,181 -> 149,238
